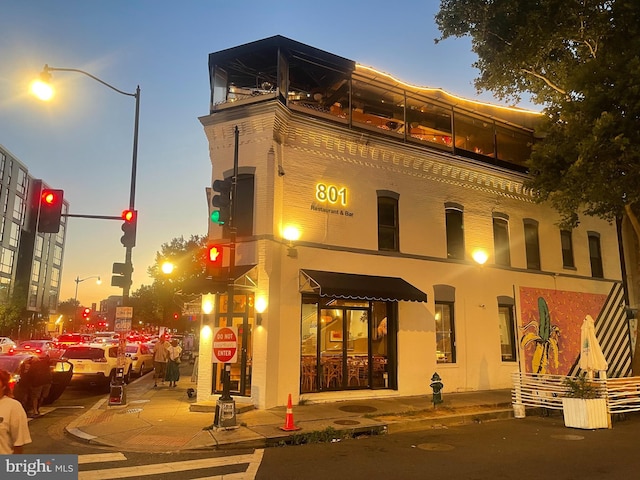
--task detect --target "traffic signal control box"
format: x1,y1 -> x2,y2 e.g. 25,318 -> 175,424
111,262 -> 133,288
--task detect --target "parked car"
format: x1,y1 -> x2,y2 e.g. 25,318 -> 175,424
9,340 -> 63,359
0,337 -> 16,353
61,344 -> 132,388
0,353 -> 73,405
125,343 -> 154,376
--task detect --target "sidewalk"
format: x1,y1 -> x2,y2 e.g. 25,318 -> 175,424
65,370 -> 515,452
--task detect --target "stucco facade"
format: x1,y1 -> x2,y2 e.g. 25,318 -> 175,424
196,37 -> 627,409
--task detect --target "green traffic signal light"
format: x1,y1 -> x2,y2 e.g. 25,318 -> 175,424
211,210 -> 225,225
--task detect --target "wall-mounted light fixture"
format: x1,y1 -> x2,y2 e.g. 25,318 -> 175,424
283,225 -> 301,258
255,296 -> 267,326
202,293 -> 215,315
472,249 -> 489,265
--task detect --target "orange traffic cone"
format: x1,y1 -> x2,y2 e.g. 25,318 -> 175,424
280,393 -> 301,431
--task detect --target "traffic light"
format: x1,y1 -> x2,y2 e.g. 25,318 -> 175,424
38,188 -> 64,233
111,262 -> 133,288
207,244 -> 224,268
82,307 -> 91,319
120,209 -> 137,248
211,179 -> 232,225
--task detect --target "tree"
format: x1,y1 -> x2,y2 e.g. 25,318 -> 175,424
435,1 -> 640,233
128,235 -> 210,327
436,0 -> 640,371
57,298 -> 79,318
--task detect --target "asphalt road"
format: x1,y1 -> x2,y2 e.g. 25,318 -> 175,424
257,412 -> 640,480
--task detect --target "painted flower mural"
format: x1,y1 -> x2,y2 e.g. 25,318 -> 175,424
518,287 -> 607,375
520,297 -> 559,374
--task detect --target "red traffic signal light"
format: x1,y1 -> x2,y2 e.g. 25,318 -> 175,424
120,209 -> 138,248
207,245 -> 224,268
38,188 -> 64,233
173,313 -> 179,320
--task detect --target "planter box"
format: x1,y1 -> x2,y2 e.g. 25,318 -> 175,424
562,398 -> 609,429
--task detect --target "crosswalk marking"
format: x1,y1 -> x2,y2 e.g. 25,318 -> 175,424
78,449 -> 264,480
79,452 -> 128,465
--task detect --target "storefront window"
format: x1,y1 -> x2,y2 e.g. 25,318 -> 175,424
436,302 -> 456,363
300,297 -> 392,393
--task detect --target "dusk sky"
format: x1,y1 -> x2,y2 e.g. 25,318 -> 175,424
1,1 -> 538,308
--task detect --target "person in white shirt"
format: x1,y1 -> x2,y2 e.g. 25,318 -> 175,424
152,337 -> 169,387
0,368 -> 32,454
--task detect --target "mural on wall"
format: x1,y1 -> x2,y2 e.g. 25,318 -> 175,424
519,287 -> 607,375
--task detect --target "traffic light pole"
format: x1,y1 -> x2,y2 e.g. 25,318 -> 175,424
222,126 -> 239,403
214,127 -> 238,427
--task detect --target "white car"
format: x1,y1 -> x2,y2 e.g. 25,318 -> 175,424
61,343 -> 133,388
0,337 -> 16,353
125,343 -> 154,376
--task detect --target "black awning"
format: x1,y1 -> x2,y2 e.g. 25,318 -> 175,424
181,265 -> 256,295
300,269 -> 427,303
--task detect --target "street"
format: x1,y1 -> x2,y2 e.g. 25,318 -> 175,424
26,374 -> 640,480
258,413 -> 640,480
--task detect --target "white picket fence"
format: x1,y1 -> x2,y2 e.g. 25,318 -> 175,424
512,372 -> 640,415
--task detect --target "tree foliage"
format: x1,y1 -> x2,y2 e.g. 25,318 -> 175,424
129,235 -> 210,325
435,0 -> 640,235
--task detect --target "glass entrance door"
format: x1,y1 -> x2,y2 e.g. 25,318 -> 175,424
213,292 -> 254,396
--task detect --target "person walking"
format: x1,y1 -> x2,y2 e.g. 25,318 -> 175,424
153,336 -> 169,387
26,355 -> 53,416
0,368 -> 32,454
165,339 -> 182,387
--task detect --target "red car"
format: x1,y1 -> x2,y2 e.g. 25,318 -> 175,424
10,340 -> 63,359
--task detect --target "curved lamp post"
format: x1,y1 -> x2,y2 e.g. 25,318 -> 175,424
34,65 -> 140,405
73,275 -> 101,329
32,64 -> 140,303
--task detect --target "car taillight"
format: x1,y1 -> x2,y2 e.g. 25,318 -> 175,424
8,348 -> 15,354
92,358 -> 108,363
8,377 -> 17,391
35,349 -> 42,354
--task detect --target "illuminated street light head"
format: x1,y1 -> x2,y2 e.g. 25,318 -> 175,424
31,64 -> 54,101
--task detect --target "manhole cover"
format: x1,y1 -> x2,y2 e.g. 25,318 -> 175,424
338,405 -> 377,413
334,419 -> 361,426
551,434 -> 584,441
416,443 -> 455,451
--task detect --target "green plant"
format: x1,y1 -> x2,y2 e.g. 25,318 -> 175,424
563,373 -> 600,399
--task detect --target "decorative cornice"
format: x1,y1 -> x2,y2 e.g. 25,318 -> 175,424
200,100 -> 534,202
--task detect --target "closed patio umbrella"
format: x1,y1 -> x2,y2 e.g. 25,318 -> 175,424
579,315 -> 608,379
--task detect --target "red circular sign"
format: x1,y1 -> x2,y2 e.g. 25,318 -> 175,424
213,327 -> 238,363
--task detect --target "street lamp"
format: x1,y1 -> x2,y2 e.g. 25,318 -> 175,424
34,65 -> 140,405
32,64 -> 140,304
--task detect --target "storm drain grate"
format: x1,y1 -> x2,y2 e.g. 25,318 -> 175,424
338,405 -> 377,413
334,419 -> 361,426
121,408 -> 143,415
